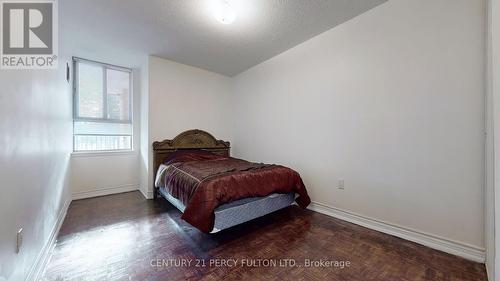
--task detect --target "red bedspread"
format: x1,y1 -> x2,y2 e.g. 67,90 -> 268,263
158,150 -> 311,233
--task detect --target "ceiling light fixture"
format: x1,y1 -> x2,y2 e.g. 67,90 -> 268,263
212,0 -> 237,24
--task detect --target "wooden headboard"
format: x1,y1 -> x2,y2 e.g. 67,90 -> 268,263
152,129 -> 230,199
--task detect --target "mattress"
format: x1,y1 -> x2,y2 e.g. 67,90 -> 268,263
158,187 -> 295,233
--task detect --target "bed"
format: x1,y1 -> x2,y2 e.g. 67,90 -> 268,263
153,129 -> 310,233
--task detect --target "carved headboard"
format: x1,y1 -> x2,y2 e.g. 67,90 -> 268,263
152,129 -> 230,199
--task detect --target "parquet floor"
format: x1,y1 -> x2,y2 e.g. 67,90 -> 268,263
42,191 -> 487,281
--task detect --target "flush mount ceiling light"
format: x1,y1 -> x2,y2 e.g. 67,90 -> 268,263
211,0 -> 237,24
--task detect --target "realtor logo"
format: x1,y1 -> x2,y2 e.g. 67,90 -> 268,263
1,0 -> 58,69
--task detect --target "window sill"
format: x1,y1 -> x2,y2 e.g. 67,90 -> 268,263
71,150 -> 137,158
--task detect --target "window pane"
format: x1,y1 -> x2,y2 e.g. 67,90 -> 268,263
74,121 -> 132,135
73,58 -> 133,152
78,63 -> 103,118
107,69 -> 130,120
73,121 -> 132,151
74,135 -> 132,151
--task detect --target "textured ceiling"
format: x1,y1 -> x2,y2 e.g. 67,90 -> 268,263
61,0 -> 387,76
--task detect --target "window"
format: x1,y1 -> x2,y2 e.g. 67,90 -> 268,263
73,58 -> 133,152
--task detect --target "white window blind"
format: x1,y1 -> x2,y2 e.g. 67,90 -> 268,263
73,58 -> 133,152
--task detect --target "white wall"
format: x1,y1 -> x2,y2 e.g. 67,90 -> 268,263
140,57 -> 151,199
146,56 -> 232,195
0,61 -> 72,279
70,153 -> 139,200
231,0 -> 485,252
490,0 -> 500,278
486,0 -> 496,279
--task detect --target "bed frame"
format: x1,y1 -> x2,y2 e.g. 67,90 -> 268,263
152,129 -> 231,199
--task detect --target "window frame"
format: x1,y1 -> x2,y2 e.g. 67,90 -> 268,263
72,57 -> 134,153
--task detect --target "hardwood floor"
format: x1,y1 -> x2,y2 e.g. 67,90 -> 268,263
42,191 -> 487,281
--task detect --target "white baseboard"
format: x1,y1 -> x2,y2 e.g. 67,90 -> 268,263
486,263 -> 494,281
139,187 -> 154,200
308,202 -> 485,263
72,184 -> 139,200
26,199 -> 71,281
